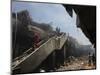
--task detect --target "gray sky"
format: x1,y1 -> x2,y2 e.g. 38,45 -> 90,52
12,1 -> 91,45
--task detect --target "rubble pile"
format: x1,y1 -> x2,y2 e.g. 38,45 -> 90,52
56,56 -> 96,71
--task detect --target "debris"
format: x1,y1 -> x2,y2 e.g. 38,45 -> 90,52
56,56 -> 96,71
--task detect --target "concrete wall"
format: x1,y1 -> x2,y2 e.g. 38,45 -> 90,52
13,33 -> 67,74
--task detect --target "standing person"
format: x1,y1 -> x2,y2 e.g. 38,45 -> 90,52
33,32 -> 40,48
92,53 -> 96,66
88,52 -> 92,66
58,27 -> 60,35
56,27 -> 60,36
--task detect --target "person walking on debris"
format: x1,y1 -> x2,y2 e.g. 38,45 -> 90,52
56,27 -> 60,36
33,32 -> 40,49
88,52 -> 92,66
92,53 -> 96,66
